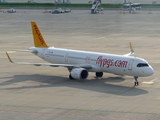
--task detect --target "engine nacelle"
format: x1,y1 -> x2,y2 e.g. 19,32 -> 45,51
70,68 -> 88,80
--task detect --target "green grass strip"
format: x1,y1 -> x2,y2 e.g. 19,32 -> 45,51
0,3 -> 160,8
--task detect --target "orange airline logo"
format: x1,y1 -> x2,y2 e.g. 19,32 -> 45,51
33,24 -> 45,45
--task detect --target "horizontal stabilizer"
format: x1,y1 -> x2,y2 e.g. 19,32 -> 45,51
11,49 -> 38,53
11,50 -> 32,52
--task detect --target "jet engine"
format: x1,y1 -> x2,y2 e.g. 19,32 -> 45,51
70,68 -> 88,80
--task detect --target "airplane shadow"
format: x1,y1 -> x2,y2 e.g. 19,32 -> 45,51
0,74 -> 148,96
93,76 -> 126,82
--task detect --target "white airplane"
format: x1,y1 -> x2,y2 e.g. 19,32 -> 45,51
6,22 -> 154,86
7,8 -> 16,13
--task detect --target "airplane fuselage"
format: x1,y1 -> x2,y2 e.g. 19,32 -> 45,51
30,47 -> 154,78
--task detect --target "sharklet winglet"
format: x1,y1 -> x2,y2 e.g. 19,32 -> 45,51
123,42 -> 134,56
5,52 -> 13,63
129,42 -> 134,53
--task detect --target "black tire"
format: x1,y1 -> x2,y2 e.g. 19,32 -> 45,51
91,10 -> 94,14
95,72 -> 103,77
134,82 -> 139,86
69,74 -> 74,80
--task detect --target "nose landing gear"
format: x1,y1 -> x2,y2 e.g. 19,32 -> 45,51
134,76 -> 139,86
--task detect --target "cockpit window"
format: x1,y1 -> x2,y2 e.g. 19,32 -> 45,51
137,63 -> 149,67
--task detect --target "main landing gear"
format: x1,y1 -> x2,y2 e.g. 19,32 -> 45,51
134,76 -> 139,86
95,72 -> 103,77
69,74 -> 73,80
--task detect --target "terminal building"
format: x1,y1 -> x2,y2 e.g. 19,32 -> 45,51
0,0 -> 71,3
55,0 -> 70,3
0,0 -> 6,2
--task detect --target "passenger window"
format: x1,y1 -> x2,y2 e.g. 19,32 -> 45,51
137,63 -> 149,67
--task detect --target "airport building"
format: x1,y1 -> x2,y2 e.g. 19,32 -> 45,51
55,0 -> 70,4
0,0 -> 6,2
0,0 -> 159,4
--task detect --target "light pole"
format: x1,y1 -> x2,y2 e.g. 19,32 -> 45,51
54,0 -> 58,9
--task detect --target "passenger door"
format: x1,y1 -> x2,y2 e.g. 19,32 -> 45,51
128,59 -> 134,70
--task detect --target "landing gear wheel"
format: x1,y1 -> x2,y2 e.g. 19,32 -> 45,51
134,76 -> 139,86
95,72 -> 103,77
91,10 -> 94,14
69,74 -> 74,80
134,81 -> 139,86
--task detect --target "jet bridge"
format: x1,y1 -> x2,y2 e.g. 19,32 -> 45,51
91,0 -> 103,14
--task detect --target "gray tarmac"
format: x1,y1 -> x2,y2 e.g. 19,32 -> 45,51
0,8 -> 160,120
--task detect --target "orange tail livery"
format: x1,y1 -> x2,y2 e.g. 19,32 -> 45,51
31,22 -> 48,48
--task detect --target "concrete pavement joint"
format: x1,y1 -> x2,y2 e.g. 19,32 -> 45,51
61,86 -> 137,120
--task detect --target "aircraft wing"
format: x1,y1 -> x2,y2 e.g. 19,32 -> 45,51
123,42 -> 134,56
5,52 -> 92,69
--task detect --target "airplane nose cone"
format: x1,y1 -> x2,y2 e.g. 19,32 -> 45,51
147,67 -> 154,76
150,67 -> 154,75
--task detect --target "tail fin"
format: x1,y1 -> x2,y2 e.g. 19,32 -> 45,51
31,22 -> 48,48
